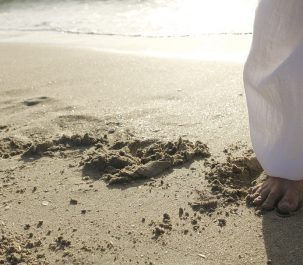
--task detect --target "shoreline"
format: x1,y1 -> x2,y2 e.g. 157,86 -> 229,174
0,30 -> 252,63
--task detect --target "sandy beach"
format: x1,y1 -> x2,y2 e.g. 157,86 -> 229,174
1,34 -> 303,265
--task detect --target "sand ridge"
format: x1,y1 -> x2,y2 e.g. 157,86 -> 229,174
1,131 -> 210,185
81,137 -> 210,185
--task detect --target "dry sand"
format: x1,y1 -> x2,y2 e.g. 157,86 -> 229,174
1,40 -> 303,265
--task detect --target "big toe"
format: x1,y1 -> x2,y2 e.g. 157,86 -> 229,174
278,193 -> 299,214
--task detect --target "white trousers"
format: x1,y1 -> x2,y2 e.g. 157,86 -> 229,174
244,0 -> 303,180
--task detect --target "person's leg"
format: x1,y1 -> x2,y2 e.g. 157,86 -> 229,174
244,0 -> 303,213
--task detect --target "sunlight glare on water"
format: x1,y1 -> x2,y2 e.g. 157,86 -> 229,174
0,0 -> 258,37
145,0 -> 257,36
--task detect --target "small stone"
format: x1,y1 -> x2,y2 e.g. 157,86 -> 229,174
163,213 -> 170,222
37,220 -> 43,228
178,208 -> 184,217
198,254 -> 206,259
218,219 -> 226,227
42,201 -> 49,206
70,199 -> 78,205
153,227 -> 165,238
191,219 -> 198,225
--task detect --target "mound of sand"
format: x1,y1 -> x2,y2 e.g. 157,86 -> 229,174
205,150 -> 263,204
189,147 -> 264,215
81,137 -> 210,184
18,133 -> 210,185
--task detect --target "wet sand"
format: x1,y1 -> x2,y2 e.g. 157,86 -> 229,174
1,41 -> 303,265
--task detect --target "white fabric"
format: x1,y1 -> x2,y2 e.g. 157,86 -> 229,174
244,0 -> 303,180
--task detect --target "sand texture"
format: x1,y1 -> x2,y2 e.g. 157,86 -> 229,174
1,42 -> 303,265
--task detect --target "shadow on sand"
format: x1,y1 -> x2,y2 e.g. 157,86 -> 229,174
262,209 -> 303,265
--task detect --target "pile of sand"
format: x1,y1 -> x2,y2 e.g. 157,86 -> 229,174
189,147 -> 264,215
205,150 -> 263,204
81,137 -> 210,184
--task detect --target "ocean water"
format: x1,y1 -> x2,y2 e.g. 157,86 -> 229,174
0,0 -> 258,38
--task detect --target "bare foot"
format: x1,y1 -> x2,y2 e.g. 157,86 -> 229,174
247,176 -> 303,213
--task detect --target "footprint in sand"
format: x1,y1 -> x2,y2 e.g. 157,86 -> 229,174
23,96 -> 50,106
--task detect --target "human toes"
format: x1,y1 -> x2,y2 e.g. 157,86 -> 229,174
252,188 -> 271,206
246,186 -> 262,205
248,184 -> 262,194
261,190 -> 282,210
277,191 -> 300,214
